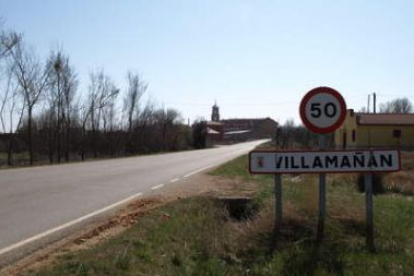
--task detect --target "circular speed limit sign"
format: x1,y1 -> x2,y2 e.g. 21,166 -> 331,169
299,87 -> 347,134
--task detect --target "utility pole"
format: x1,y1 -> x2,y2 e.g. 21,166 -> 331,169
373,92 -> 377,114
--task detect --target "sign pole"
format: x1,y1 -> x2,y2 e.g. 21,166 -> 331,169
274,127 -> 282,236
317,134 -> 327,243
365,151 -> 376,251
298,87 -> 347,244
274,173 -> 282,234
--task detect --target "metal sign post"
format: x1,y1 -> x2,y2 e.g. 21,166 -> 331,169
365,148 -> 376,252
300,87 -> 346,243
273,128 -> 283,236
274,174 -> 282,234
317,134 -> 327,243
365,173 -> 375,251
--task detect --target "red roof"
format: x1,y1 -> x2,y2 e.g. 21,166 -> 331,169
356,113 -> 414,126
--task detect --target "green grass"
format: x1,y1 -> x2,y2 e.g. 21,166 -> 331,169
210,154 -> 274,183
21,155 -> 414,276
22,198 -> 237,276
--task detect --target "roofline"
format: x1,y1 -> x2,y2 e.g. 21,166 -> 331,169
221,117 -> 277,121
357,123 -> 414,126
355,112 -> 414,116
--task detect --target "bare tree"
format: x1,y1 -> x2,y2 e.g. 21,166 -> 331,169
7,37 -> 50,165
61,57 -> 77,161
102,86 -> 120,156
46,49 -> 78,163
87,70 -> 119,158
157,108 -> 182,151
0,24 -> 198,165
0,69 -> 26,165
380,97 -> 413,113
123,71 -> 147,153
79,103 -> 91,161
134,100 -> 156,153
278,119 -> 295,148
0,27 -> 19,60
0,27 -> 23,165
192,118 -> 207,149
102,99 -> 118,133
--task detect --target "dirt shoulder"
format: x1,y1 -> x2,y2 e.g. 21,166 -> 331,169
0,171 -> 256,276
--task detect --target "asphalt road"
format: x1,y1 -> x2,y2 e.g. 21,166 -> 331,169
0,140 -> 267,262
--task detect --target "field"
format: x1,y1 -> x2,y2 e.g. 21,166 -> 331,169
15,152 -> 414,276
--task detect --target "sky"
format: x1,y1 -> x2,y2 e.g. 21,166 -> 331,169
1,0 -> 414,125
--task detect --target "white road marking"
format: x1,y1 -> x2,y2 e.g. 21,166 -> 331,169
170,178 -> 180,183
183,164 -> 217,178
0,142 -> 264,257
151,183 -> 164,190
0,192 -> 143,257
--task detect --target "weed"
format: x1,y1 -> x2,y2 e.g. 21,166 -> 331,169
114,244 -> 132,270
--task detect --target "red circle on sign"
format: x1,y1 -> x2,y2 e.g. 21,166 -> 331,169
299,87 -> 346,134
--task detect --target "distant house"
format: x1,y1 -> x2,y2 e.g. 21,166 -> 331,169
221,118 -> 277,140
334,109 -> 414,149
206,121 -> 223,147
205,103 -> 278,145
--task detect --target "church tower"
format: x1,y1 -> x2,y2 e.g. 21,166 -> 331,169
211,102 -> 220,122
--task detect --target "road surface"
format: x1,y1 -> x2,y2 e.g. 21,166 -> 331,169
0,140 -> 267,263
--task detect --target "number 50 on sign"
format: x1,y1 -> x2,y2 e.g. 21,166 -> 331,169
299,87 -> 347,134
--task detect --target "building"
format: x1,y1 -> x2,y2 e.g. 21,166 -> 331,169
335,109 -> 414,149
211,102 -> 220,122
205,103 -> 278,144
221,118 -> 277,140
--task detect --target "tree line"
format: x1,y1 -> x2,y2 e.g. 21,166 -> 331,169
0,25 -> 194,166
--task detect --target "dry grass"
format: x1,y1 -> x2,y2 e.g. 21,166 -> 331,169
328,151 -> 414,195
381,151 -> 414,194
400,151 -> 414,170
383,170 -> 414,194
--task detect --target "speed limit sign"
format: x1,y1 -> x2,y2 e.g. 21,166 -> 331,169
299,87 -> 346,134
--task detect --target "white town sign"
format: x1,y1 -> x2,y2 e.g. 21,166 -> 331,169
249,149 -> 400,174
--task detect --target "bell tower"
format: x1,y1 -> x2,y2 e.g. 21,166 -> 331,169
211,102 -> 220,122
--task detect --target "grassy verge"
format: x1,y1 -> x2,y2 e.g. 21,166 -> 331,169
20,154 -> 414,276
